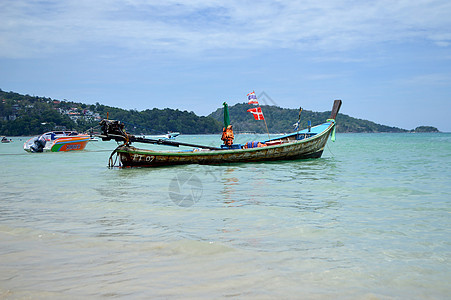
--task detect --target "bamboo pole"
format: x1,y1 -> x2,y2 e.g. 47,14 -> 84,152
260,108 -> 270,140
251,91 -> 270,139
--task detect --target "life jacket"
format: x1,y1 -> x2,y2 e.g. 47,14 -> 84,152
243,141 -> 266,148
246,141 -> 259,148
221,126 -> 234,146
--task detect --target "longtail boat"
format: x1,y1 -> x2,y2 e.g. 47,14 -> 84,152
99,100 -> 342,167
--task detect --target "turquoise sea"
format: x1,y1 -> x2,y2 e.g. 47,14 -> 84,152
1,133 -> 450,299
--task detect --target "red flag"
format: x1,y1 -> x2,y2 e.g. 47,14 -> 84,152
247,107 -> 265,120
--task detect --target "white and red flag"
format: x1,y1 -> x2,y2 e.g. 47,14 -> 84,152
247,107 -> 265,120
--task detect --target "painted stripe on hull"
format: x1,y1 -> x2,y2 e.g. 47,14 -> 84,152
51,137 -> 90,152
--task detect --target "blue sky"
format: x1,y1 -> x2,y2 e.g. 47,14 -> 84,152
1,0 -> 450,131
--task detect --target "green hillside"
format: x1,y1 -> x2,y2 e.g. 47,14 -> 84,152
209,103 -> 407,133
1,89 -> 435,136
0,89 -> 222,135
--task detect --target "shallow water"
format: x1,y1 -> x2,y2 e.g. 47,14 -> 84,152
1,133 -> 450,299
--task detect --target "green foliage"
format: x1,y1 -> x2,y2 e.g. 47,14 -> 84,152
209,102 -> 407,133
0,90 -> 77,135
2,88 -> 424,136
91,105 -> 222,134
0,89 -> 222,136
332,113 -> 406,133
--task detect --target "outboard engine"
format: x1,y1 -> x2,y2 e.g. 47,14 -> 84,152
30,135 -> 46,152
99,119 -> 129,142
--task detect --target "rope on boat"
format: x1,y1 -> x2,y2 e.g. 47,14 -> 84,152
84,124 -> 101,136
326,142 -> 335,157
108,148 -> 118,168
117,120 -> 170,136
84,149 -> 114,152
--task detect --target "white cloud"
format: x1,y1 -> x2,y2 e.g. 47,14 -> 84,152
0,0 -> 450,58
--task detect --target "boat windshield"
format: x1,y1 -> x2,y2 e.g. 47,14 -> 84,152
41,131 -> 79,140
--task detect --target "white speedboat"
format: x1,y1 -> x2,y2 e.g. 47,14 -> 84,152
142,132 -> 180,140
24,131 -> 90,153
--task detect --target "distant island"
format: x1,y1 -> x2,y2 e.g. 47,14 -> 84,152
410,126 -> 439,133
0,89 -> 440,136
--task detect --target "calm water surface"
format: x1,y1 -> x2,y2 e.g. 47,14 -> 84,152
1,133 -> 450,299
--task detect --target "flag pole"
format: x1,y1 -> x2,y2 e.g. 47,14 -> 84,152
255,91 -> 270,139
262,111 -> 270,140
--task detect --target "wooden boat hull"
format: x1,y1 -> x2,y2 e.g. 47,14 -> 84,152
115,122 -> 335,167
